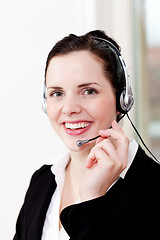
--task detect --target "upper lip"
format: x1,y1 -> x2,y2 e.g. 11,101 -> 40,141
62,120 -> 93,124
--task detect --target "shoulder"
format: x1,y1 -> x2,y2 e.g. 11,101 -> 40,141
27,151 -> 70,190
125,145 -> 160,190
14,165 -> 56,239
26,164 -> 56,196
23,165 -> 56,222
24,164 -> 56,203
131,146 -> 160,174
29,164 -> 54,184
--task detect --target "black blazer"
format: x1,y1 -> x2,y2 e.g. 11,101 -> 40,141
13,146 -> 160,240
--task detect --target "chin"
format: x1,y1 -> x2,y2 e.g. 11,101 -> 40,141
64,140 -> 81,151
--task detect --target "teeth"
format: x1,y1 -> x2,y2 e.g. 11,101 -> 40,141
65,122 -> 91,130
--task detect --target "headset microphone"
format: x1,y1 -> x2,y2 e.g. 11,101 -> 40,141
76,135 -> 101,147
76,114 -> 125,148
76,113 -> 159,163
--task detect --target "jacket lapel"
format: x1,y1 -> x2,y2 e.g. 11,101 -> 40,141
25,165 -> 56,240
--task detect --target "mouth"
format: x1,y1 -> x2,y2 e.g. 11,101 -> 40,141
63,121 -> 92,136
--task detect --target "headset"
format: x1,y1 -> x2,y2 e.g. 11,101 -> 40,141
42,82 -> 47,114
94,37 -> 134,114
42,37 -> 134,114
42,37 -> 159,162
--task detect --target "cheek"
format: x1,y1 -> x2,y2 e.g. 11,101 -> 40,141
47,102 -> 59,125
89,98 -> 117,131
91,96 -> 117,120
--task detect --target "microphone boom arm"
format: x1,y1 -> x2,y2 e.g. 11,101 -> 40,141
76,135 -> 101,147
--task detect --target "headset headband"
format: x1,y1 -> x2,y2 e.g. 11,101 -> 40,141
92,37 -> 134,113
42,37 -> 134,114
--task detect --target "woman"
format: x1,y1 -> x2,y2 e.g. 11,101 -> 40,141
13,30 -> 160,240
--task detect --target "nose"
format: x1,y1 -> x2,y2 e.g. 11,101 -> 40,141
62,94 -> 82,116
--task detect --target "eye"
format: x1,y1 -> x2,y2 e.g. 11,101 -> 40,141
83,88 -> 98,96
50,90 -> 64,98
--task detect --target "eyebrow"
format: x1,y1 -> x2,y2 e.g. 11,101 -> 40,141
47,86 -> 63,90
47,82 -> 101,89
77,82 -> 102,88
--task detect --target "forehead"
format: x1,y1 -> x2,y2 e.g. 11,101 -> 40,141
45,51 -> 106,86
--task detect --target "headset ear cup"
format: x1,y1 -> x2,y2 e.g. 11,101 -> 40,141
119,90 -> 134,113
128,94 -> 134,112
42,84 -> 47,114
42,98 -> 47,113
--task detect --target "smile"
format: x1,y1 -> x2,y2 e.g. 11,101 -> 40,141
65,122 -> 91,130
63,121 -> 92,136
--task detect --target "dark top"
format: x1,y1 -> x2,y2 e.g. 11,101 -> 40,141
13,146 -> 160,240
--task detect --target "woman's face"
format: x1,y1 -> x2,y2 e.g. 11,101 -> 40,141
46,51 -> 117,152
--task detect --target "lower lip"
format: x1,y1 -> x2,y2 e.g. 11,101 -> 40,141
63,123 -> 92,136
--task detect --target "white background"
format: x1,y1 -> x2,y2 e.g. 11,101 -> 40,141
0,1 -> 96,238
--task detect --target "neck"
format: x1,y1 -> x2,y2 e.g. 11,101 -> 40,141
66,144 -> 93,182
70,148 -> 90,169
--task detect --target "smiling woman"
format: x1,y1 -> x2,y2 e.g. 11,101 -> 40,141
45,51 -> 117,152
13,30 -> 160,240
